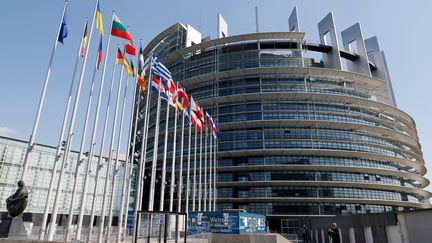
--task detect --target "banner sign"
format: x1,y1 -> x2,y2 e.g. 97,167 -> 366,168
188,211 -> 265,235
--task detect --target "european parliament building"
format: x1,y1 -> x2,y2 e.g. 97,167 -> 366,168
136,8 -> 431,232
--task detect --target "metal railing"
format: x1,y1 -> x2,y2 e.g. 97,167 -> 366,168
135,211 -> 187,243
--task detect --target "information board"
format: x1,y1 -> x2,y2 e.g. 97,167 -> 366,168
188,211 -> 265,235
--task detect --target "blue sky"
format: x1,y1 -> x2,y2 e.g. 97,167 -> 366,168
0,0 -> 431,191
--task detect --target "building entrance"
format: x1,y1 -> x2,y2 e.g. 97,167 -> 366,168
281,219 -> 300,238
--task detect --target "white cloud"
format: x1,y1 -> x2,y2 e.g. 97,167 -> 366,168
0,127 -> 16,137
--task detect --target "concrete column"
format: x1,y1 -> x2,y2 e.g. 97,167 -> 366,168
318,12 -> 342,70
341,23 -> 371,76
288,6 -> 300,32
365,36 -> 396,106
349,227 -> 356,243
364,226 -> 373,243
288,7 -> 303,60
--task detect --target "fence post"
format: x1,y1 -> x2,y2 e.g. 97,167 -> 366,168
147,213 -> 152,243
134,212 -> 139,243
164,214 -> 168,243
175,214 -> 179,243
184,213 -> 187,243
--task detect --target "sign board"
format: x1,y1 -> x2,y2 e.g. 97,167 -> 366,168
239,212 -> 266,234
126,210 -> 135,233
188,211 -> 265,235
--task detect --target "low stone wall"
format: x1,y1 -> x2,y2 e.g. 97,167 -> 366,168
211,233 -> 292,243
309,209 -> 432,243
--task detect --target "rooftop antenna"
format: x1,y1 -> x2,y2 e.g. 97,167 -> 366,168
255,6 -> 259,33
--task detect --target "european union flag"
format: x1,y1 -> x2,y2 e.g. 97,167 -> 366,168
58,10 -> 68,44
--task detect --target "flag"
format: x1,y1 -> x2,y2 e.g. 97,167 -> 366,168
168,79 -> 177,107
138,45 -> 144,77
97,36 -> 103,69
151,75 -> 168,100
177,83 -> 190,108
111,13 -> 133,42
151,75 -> 160,93
200,107 -> 205,124
58,10 -> 68,44
95,0 -> 104,35
130,59 -> 135,77
137,46 -> 145,97
151,56 -> 172,83
159,82 -> 169,101
140,85 -> 145,98
190,109 -> 202,130
81,21 -> 88,57
115,48 -> 124,64
206,112 -> 219,138
190,97 -> 203,122
177,100 -> 184,112
124,58 -> 134,77
137,76 -> 146,97
184,109 -> 191,124
125,42 -> 136,56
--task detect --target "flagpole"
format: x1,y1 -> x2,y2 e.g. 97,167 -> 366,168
208,133 -> 212,211
88,60 -> 117,242
21,0 -> 68,181
185,122 -> 192,213
98,47 -> 126,243
106,35 -> 135,242
117,76 -> 139,243
177,114 -> 185,213
168,107 -> 178,212
76,11 -> 115,241
47,7 -> 96,238
106,64 -> 130,240
121,84 -> 139,242
148,90 -> 162,212
198,129 -> 203,211
38,14 -> 83,241
137,80 -> 151,210
65,54 -> 98,241
203,128 -> 208,211
159,101 -> 170,211
192,127 -> 197,211
213,136 -> 217,211
132,64 -> 152,243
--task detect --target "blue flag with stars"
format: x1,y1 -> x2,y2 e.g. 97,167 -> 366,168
58,10 -> 68,44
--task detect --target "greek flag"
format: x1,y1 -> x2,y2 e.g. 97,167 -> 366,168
151,56 -> 172,83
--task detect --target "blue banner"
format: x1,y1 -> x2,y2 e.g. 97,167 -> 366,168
239,212 -> 266,233
126,210 -> 135,233
188,211 -> 265,235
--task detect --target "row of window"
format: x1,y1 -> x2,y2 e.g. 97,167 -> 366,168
217,202 -> 405,215
220,129 -> 408,152
218,170 -> 414,187
217,186 -> 417,202
218,156 -> 410,172
172,50 -> 306,80
218,139 -> 412,161
220,102 -> 381,116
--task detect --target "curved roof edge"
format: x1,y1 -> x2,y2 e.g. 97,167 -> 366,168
143,22 -> 185,57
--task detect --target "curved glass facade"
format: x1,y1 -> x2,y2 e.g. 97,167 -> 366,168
137,22 -> 431,224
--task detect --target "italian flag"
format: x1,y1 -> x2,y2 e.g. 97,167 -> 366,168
111,13 -> 133,42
